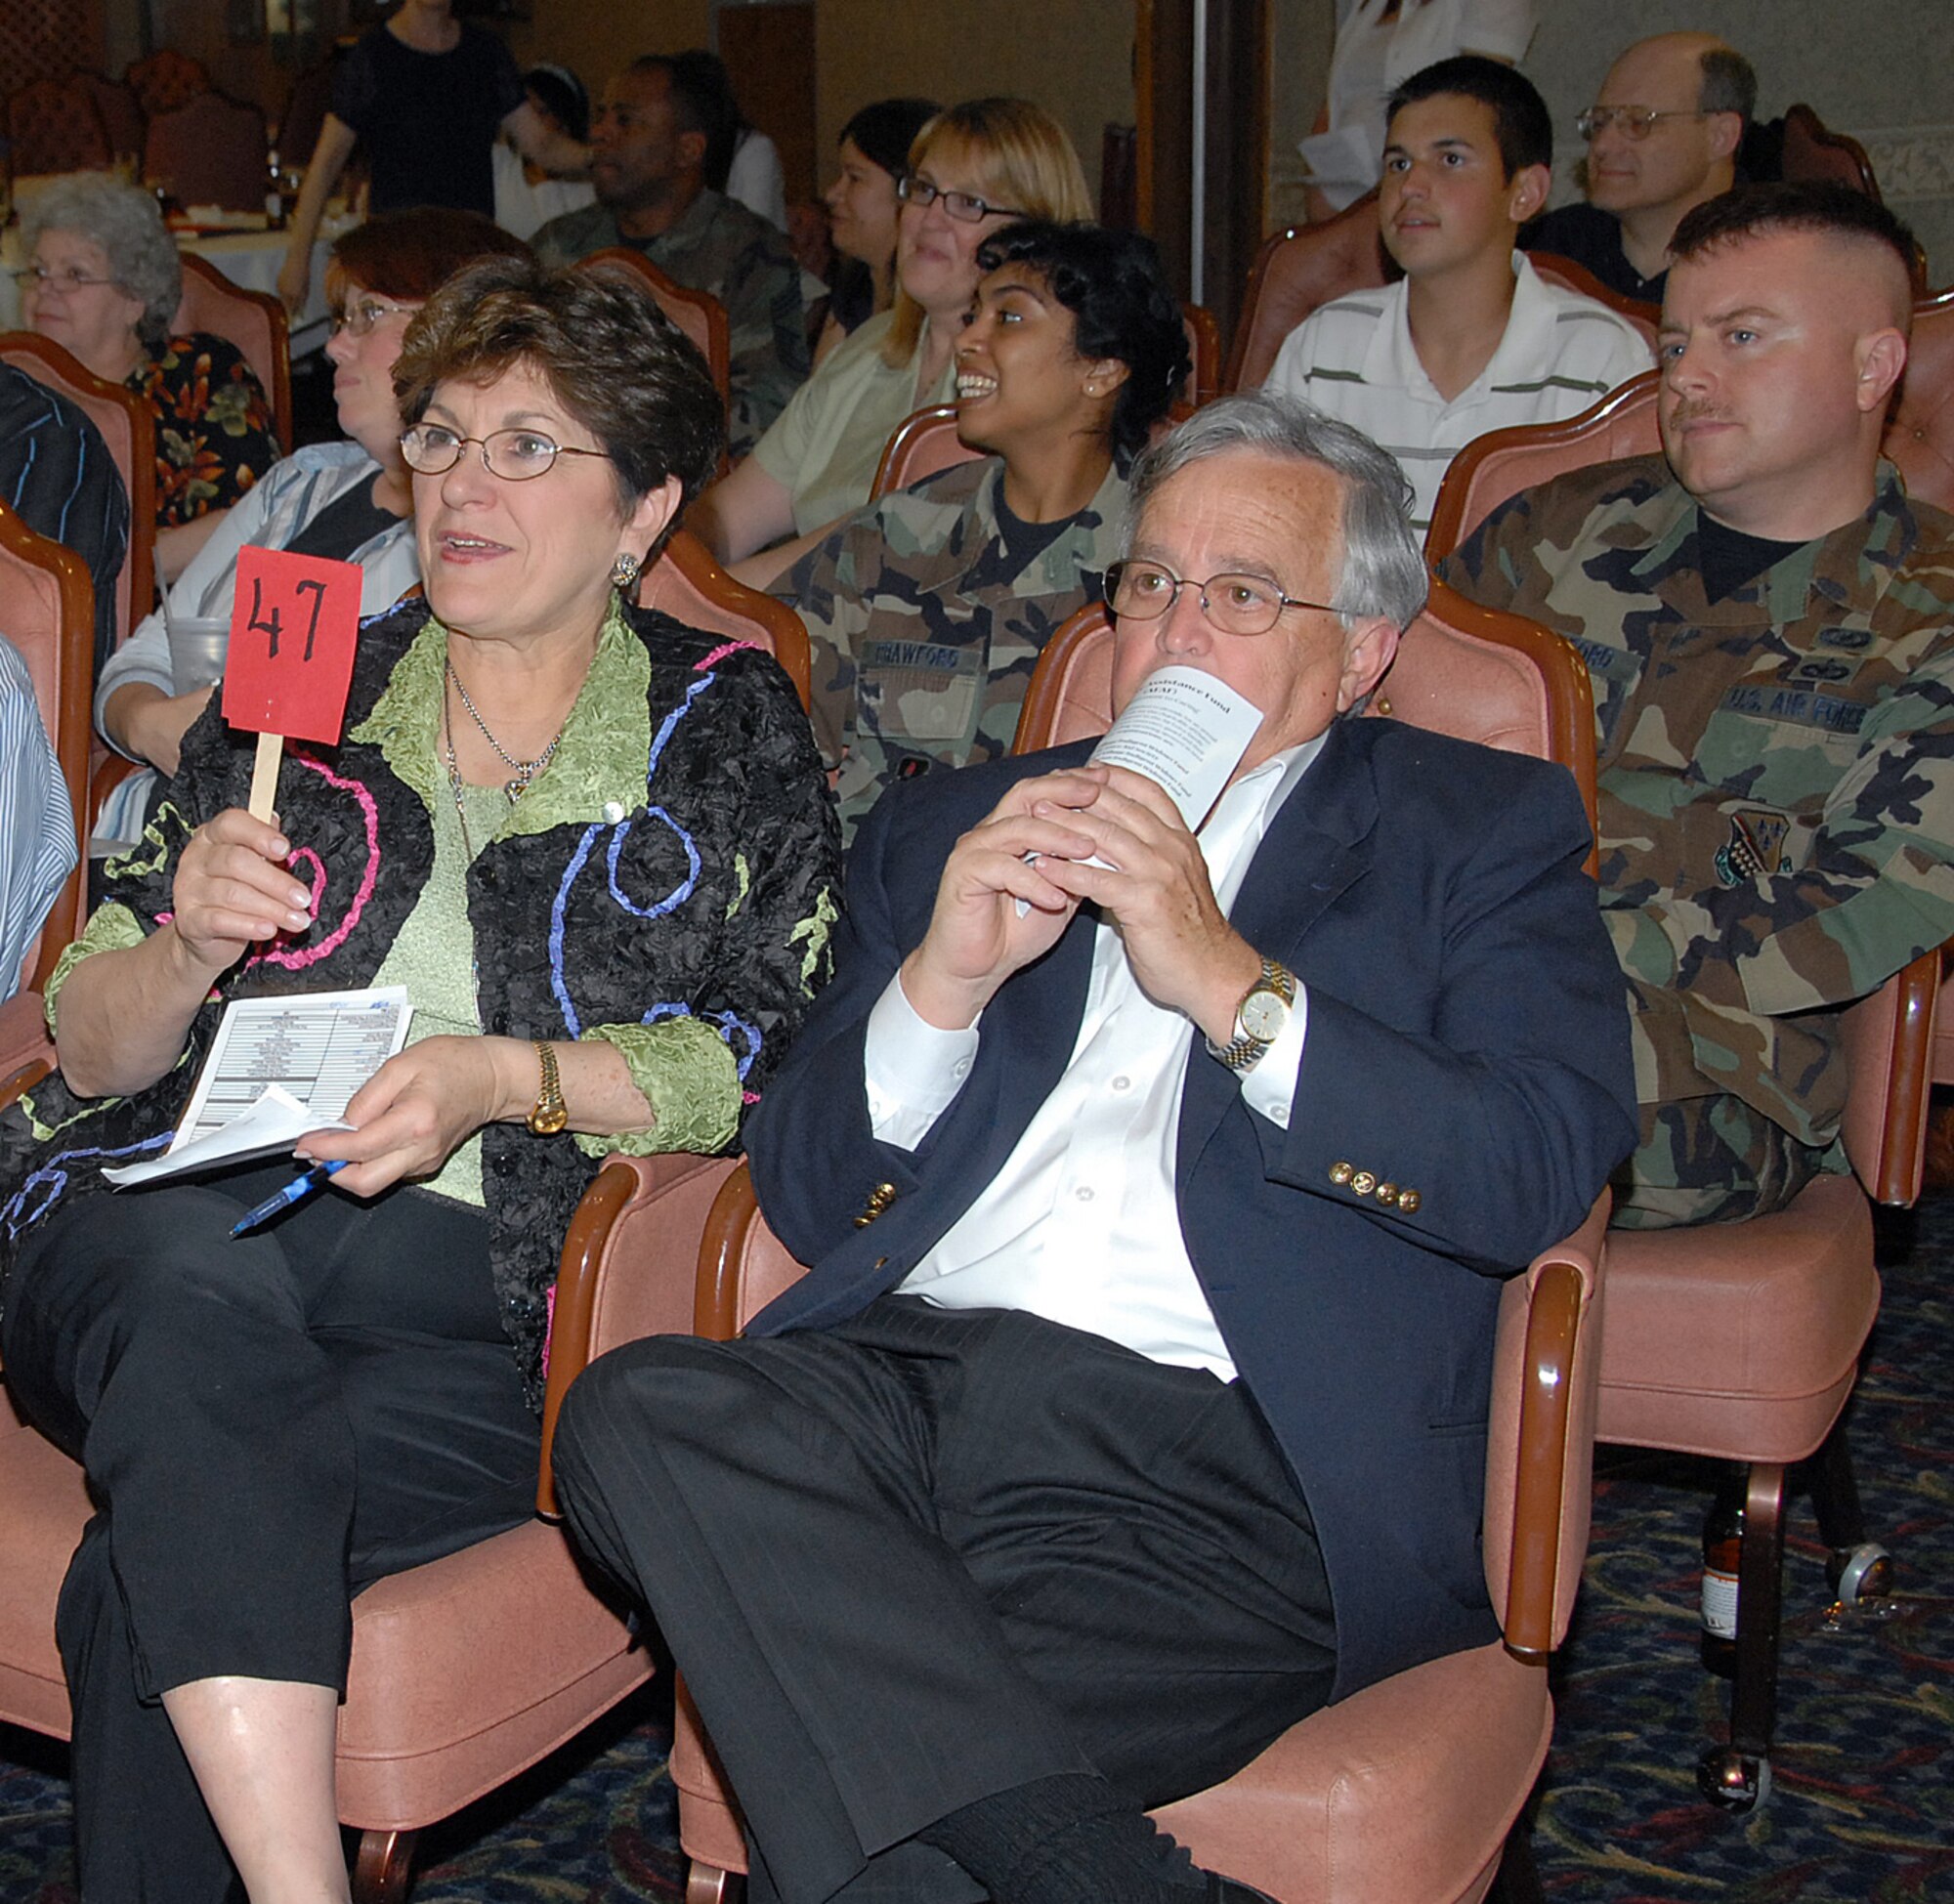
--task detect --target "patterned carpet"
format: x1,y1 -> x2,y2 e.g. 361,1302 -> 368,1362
3,1196 -> 1949,1903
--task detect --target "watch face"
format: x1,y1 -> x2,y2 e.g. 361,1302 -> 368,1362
1240,988 -> 1289,1041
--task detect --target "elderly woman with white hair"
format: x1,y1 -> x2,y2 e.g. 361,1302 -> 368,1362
20,174 -> 280,582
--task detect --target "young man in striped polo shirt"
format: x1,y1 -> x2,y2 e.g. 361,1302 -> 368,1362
1265,56 -> 1652,535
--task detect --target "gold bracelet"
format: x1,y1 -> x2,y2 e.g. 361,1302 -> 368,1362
527,1039 -> 569,1134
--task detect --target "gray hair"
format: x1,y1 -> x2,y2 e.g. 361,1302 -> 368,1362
22,173 -> 182,350
1124,392 -> 1429,634
1697,48 -> 1757,125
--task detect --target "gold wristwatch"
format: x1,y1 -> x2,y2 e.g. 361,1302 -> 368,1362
527,1039 -> 569,1134
1206,957 -> 1296,1076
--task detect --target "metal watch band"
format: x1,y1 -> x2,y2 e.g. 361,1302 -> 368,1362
1205,957 -> 1296,1075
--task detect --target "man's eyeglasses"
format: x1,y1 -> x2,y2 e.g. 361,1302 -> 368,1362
399,423 -> 613,483
895,175 -> 1025,225
1576,106 -> 1711,142
13,264 -> 119,293
1106,560 -> 1339,639
329,294 -> 415,337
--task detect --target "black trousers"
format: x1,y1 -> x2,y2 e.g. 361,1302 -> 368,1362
0,1160 -> 541,1903
554,1296 -> 1338,1904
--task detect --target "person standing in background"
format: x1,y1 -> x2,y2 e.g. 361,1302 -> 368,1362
1299,0 -> 1538,221
276,0 -> 588,314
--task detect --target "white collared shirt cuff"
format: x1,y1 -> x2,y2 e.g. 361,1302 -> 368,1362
863,971 -> 982,1149
1238,980 -> 1309,1130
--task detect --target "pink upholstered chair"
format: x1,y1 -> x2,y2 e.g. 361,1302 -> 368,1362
582,249 -> 733,478
1889,285 -> 1954,520
582,247 -> 732,408
1423,370 -> 1661,562
1779,103 -> 1884,201
1528,253 -> 1660,350
638,528 -> 813,713
0,501 -> 93,1089
1221,192 -> 1387,394
0,330 -> 155,656
668,1167 -> 1605,1904
143,90 -> 270,216
173,252 -> 295,454
1596,949 -> 1936,1809
0,536 -> 808,1904
869,403 -> 979,501
661,587 -> 1612,1903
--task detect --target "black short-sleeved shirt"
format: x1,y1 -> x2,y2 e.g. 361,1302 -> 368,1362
1521,202 -> 1667,306
330,23 -> 525,217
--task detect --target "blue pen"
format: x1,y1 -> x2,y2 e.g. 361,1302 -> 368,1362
230,1160 -> 349,1238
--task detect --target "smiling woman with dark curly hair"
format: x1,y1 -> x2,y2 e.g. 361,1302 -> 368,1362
786,219 -> 1191,841
0,255 -> 839,1901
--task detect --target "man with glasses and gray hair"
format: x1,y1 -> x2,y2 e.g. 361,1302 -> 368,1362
1523,32 -> 1756,304
552,392 -> 1634,1903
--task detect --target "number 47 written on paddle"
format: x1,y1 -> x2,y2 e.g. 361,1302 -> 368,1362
221,545 -> 363,820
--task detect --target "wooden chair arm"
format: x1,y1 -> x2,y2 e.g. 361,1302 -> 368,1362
0,995 -> 55,1110
536,1151 -> 742,1519
1502,1194 -> 1608,1659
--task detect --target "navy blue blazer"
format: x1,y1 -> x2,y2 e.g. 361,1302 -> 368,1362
745,716 -> 1635,1699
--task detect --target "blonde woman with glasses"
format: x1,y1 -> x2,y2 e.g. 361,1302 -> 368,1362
689,97 -> 1092,579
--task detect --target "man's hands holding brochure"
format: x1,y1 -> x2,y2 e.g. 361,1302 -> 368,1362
900,763 -> 1261,1049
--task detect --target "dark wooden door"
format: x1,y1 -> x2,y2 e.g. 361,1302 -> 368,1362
715,1 -> 818,207
1137,0 -> 1268,363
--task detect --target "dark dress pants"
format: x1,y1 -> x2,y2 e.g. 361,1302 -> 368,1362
0,1161 -> 542,1903
554,1296 -> 1338,1904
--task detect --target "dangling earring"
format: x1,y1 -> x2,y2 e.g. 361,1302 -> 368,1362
611,551 -> 642,592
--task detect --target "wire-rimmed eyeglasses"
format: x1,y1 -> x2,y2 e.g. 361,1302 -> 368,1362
399,423 -> 613,483
1106,560 -> 1339,638
1575,106 -> 1712,142
12,264 -> 120,293
329,294 -> 416,338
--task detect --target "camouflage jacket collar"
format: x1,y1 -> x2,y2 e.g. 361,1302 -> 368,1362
1625,459 -> 1919,631
910,455 -> 1128,601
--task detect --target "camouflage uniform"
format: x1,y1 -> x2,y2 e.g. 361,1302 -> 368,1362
531,191 -> 808,459
1439,456 -> 1954,1227
786,456 -> 1128,841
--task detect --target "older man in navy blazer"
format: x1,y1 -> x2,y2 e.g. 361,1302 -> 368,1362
555,394 -> 1635,1904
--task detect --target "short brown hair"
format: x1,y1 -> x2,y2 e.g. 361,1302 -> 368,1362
393,256 -> 726,533
1671,182 -> 1918,327
331,207 -> 531,304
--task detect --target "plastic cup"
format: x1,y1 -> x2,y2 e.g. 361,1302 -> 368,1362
165,612 -> 230,694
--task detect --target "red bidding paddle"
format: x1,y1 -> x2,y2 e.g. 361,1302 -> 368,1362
220,546 -> 363,819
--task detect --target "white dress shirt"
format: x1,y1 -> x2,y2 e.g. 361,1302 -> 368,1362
865,738 -> 1327,1377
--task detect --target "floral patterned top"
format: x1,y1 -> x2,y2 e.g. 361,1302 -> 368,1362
128,331 -> 278,530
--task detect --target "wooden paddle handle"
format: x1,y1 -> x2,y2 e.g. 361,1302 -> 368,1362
247,730 -> 283,823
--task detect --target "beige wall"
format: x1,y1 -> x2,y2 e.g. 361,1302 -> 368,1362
812,0 -> 1133,208
513,0 -> 1132,214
